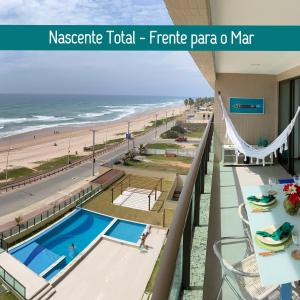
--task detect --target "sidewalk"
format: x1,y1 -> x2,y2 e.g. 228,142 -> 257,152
0,167 -> 110,232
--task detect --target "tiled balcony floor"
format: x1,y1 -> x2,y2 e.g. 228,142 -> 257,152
182,159 -> 298,300
182,154 -> 213,300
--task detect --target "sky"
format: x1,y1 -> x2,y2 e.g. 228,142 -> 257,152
0,0 -> 213,97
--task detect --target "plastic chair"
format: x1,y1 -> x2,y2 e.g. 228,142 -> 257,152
213,236 -> 279,300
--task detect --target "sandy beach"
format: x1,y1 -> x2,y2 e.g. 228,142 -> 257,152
0,105 -> 185,171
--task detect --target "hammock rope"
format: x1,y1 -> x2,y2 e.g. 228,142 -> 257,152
218,92 -> 300,166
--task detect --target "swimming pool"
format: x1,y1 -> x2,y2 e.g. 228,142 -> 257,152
9,208 -> 147,281
105,219 -> 146,243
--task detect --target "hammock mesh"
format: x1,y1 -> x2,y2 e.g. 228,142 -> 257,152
218,93 -> 300,166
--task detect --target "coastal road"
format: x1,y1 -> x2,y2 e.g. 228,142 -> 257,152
0,123 -> 173,218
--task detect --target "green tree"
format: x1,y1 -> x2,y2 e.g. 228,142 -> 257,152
15,216 -> 22,228
139,144 -> 146,155
184,99 -> 189,107
188,98 -> 195,108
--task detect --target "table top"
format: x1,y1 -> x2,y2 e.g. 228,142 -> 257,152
242,184 -> 300,286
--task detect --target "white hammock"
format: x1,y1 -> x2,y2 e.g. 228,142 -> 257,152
218,92 -> 300,166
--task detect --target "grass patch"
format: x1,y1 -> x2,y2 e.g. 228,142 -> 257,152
149,155 -> 192,164
0,291 -> 18,300
116,132 -> 126,136
145,116 -> 176,130
0,155 -> 84,183
84,138 -> 125,152
116,130 -> 144,136
125,155 -> 192,175
0,167 -> 34,181
145,246 -> 164,294
186,127 -> 205,138
132,130 -> 144,135
84,144 -> 106,151
35,155 -> 83,172
83,176 -> 175,226
146,143 -> 182,150
107,137 -> 125,144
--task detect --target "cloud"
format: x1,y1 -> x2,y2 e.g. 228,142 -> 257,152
0,0 -> 171,25
0,1 -> 213,97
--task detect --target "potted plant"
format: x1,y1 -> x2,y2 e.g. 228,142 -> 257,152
283,183 -> 300,215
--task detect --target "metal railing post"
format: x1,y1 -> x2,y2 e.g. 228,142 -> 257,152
200,160 -> 205,194
182,204 -> 192,289
204,146 -> 208,174
151,114 -> 213,300
194,168 -> 202,227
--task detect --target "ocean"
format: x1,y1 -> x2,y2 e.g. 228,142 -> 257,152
0,94 -> 182,138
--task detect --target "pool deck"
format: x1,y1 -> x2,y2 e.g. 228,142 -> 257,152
51,226 -> 167,300
0,250 -> 50,299
113,187 -> 162,211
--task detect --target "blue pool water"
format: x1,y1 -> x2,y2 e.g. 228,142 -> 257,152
10,209 -> 112,280
105,220 -> 146,243
9,209 -> 147,281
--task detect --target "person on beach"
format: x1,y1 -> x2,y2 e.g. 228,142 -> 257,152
147,225 -> 151,236
140,233 -> 147,249
140,226 -> 151,249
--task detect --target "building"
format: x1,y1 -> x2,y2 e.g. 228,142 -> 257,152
151,1 -> 300,300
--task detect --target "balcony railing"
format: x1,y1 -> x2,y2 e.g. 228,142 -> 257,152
152,114 -> 214,300
0,121 -> 174,193
0,264 -> 26,299
0,185 -> 102,246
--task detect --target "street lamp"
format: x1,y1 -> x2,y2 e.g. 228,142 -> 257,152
5,146 -> 13,191
90,129 -> 96,176
67,135 -> 71,165
172,110 -> 175,126
155,114 -> 158,139
165,111 -> 168,130
127,121 -> 130,151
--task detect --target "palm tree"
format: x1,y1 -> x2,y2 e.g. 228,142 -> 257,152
188,98 -> 195,108
121,150 -> 135,165
184,99 -> 189,107
15,216 -> 22,229
121,154 -> 129,165
139,144 -> 146,155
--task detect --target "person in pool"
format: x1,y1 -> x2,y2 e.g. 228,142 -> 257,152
69,243 -> 76,256
70,243 -> 75,250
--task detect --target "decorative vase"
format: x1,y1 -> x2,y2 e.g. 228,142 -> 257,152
283,197 -> 300,215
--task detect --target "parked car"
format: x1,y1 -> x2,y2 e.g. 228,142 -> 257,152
175,136 -> 187,142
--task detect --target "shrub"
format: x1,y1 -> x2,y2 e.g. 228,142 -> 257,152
161,130 -> 180,139
171,125 -> 186,134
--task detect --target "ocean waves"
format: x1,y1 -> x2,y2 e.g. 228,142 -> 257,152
0,115 -> 73,125
0,95 -> 183,138
0,117 -> 28,124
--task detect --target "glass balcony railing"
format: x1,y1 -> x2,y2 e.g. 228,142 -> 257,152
152,115 -> 214,300
0,185 -> 102,247
0,265 -> 26,298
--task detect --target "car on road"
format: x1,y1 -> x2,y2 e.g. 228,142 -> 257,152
175,136 -> 187,142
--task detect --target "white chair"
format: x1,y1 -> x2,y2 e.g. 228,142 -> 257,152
238,203 -> 254,253
213,236 -> 279,300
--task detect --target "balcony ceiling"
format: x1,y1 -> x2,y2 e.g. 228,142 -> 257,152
210,0 -> 300,74
164,0 -> 216,87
